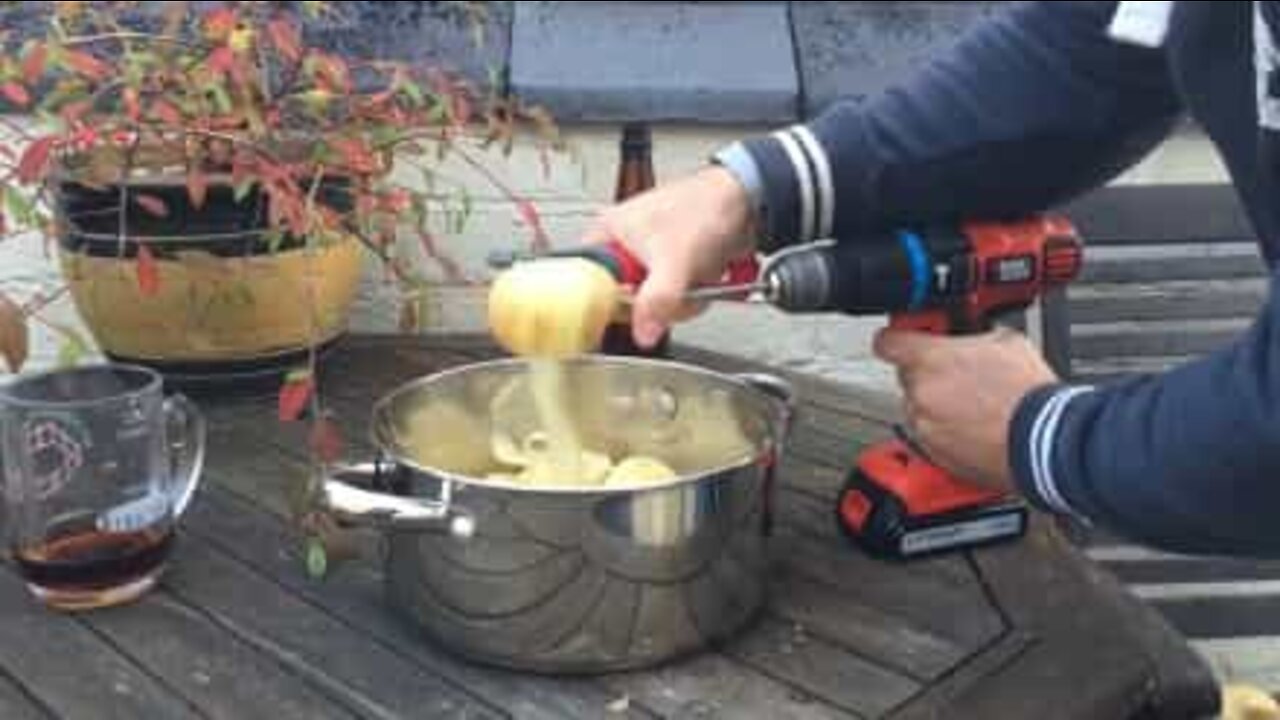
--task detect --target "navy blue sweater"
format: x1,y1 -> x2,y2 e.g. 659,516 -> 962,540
717,1 -> 1280,556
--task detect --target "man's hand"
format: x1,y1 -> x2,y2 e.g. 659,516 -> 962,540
581,166 -> 756,348
873,327 -> 1059,491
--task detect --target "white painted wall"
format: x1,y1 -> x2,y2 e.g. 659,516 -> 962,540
0,119 -> 1234,388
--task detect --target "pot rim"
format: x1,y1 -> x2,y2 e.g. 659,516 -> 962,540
369,355 -> 789,496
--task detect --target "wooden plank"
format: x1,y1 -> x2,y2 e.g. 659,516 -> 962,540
1070,355 -> 1196,383
767,571 -> 970,682
601,652 -> 858,720
1080,249 -> 1265,284
189,489 -> 850,720
1150,594 -> 1280,640
161,537 -> 503,720
771,521 -> 1004,651
775,488 -> 981,590
886,632 -> 1036,720
1066,281 -> 1266,324
185,487 -> 661,720
960,524 -> 1220,718
0,670 -> 53,720
1040,287 -> 1073,378
1069,319 -> 1248,360
1097,555 -> 1280,585
726,617 -> 921,719
85,592 -> 359,720
673,345 -> 902,425
0,567 -> 202,720
1060,184 -> 1253,246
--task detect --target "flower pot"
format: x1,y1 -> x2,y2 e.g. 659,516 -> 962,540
54,178 -> 363,387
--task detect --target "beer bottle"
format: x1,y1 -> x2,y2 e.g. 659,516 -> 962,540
600,123 -> 671,357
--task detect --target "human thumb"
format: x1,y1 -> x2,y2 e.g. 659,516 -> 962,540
872,327 -> 943,368
632,255 -> 694,348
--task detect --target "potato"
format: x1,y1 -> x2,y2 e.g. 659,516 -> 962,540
1221,684 -> 1280,720
605,455 -> 678,486
487,258 -> 620,358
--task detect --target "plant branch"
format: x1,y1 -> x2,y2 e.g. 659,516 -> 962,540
61,31 -> 198,50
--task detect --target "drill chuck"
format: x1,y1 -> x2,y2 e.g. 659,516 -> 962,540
761,233 -> 955,315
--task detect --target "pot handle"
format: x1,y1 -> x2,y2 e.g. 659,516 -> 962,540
734,372 -> 796,433
321,460 -> 476,539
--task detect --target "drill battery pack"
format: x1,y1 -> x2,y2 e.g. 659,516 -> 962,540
837,439 -> 1028,560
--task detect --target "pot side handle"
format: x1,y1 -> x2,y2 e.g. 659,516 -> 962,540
733,372 -> 795,434
322,462 -> 476,539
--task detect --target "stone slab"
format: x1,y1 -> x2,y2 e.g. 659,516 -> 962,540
510,1 -> 798,123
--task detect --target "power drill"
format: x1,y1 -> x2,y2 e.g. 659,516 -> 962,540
754,216 -> 1083,559
488,216 -> 1083,559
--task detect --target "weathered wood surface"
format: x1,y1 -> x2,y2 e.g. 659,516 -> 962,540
0,335 -> 1220,719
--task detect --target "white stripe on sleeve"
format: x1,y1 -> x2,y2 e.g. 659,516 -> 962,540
790,126 -> 835,239
771,130 -> 816,242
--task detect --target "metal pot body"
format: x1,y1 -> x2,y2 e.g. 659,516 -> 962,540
326,357 -> 793,674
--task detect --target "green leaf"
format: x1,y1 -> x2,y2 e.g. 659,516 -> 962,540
206,83 -> 232,115
55,326 -> 90,367
233,180 -> 256,203
285,366 -> 313,385
302,1 -> 327,20
234,282 -> 255,307
400,80 -> 425,108
305,536 -> 328,579
264,229 -> 287,254
460,189 -> 473,230
3,186 -> 35,228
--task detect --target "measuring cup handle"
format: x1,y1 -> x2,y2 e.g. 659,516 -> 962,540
164,394 -> 207,518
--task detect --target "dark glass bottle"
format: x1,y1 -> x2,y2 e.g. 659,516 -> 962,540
600,123 -> 671,357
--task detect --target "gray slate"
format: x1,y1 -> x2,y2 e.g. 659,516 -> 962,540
510,1 -> 798,123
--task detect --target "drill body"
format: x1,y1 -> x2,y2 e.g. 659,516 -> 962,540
491,216 -> 1083,559
760,216 -> 1083,558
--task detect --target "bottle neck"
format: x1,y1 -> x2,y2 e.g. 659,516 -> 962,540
616,123 -> 654,201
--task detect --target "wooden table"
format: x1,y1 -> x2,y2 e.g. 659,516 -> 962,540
0,335 -> 1221,719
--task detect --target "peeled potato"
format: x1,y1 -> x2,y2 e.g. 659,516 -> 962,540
488,258 -> 620,358
1221,684 -> 1280,720
605,455 -> 678,486
518,449 -> 613,487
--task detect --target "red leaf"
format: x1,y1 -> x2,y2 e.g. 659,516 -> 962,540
17,136 -> 55,184
208,47 -> 236,76
515,199 -> 551,252
122,87 -> 140,122
278,374 -> 314,422
319,55 -> 351,93
451,91 -> 472,129
309,417 -> 344,463
136,244 -> 160,296
187,171 -> 208,211
203,8 -> 238,41
0,291 -> 29,373
65,50 -> 110,81
135,194 -> 169,218
22,42 -> 46,85
150,99 -> 183,126
60,100 -> 92,125
1,82 -> 29,108
418,230 -> 468,284
267,17 -> 302,63
330,137 -> 376,174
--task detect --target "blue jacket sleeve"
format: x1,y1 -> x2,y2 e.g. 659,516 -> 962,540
718,0 -> 1183,251
1010,268 -> 1280,557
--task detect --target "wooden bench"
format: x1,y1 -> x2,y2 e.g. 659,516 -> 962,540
1044,183 -> 1269,382
1042,183 -> 1280,679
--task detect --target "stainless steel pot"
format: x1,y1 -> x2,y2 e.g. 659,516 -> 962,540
322,356 -> 793,674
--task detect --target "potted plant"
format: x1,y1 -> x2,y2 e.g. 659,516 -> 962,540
0,0 -> 556,387
0,0 -> 561,569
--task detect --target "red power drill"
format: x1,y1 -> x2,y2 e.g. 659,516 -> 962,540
489,217 -> 1082,559
753,216 -> 1084,559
